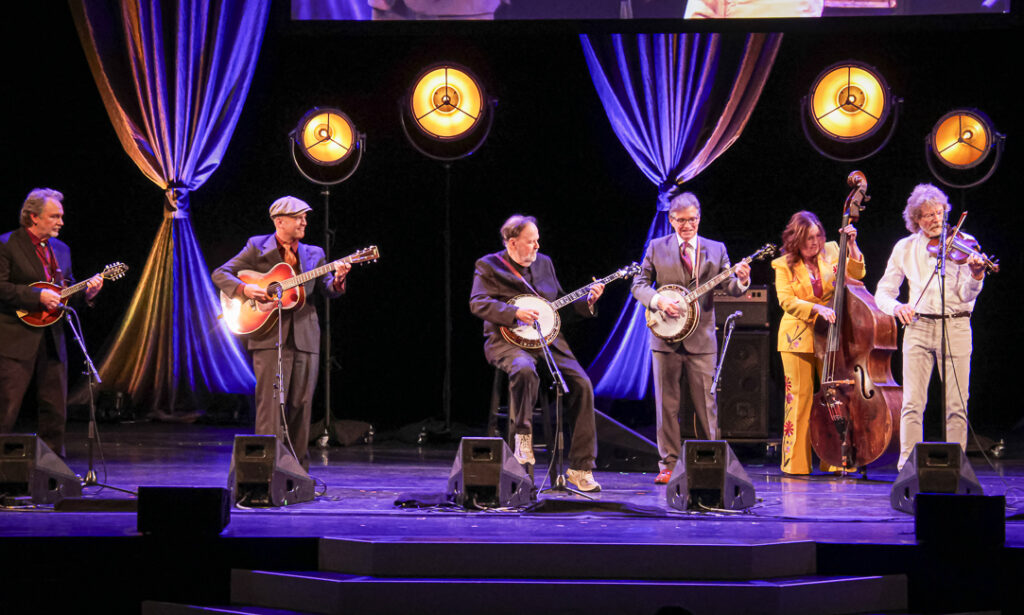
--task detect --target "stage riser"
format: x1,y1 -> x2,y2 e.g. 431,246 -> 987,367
227,569 -> 907,615
318,538 -> 816,580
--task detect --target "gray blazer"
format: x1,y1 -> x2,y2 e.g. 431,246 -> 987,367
631,233 -> 745,354
212,233 -> 343,352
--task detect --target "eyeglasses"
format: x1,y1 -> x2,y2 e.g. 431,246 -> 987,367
669,216 -> 700,226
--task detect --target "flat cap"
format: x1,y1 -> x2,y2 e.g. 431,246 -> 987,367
268,196 -> 312,218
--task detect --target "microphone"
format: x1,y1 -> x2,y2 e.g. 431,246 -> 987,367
731,310 -> 743,319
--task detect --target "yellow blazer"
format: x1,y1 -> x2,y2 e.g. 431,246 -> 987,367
772,241 -> 865,353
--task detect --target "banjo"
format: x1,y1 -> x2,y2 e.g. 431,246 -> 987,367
500,262 -> 641,349
645,243 -> 776,343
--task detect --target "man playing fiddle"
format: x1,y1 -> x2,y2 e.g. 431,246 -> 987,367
874,184 -> 987,471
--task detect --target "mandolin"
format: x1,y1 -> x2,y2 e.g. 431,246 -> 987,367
16,262 -> 129,327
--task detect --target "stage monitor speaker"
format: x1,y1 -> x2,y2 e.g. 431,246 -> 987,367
667,440 -> 755,511
891,442 -> 983,514
228,435 -> 314,507
137,486 -> 231,535
447,437 -> 533,509
717,330 -> 772,439
0,434 -> 82,504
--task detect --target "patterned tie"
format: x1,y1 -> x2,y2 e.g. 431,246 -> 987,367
681,242 -> 693,274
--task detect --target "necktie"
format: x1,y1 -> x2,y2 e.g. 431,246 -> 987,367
681,243 -> 693,274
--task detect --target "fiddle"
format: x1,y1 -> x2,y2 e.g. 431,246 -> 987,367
926,226 -> 1000,273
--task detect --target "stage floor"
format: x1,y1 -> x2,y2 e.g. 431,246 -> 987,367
2,420 -> 1023,547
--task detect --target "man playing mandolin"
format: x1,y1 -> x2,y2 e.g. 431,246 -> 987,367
469,214 -> 604,492
1,188 -> 104,456
631,192 -> 750,484
874,183 -> 987,472
213,196 -> 349,470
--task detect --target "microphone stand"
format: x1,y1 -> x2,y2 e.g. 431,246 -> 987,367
271,291 -> 301,465
533,322 -> 591,500
936,222 -> 949,441
64,305 -> 133,494
712,311 -> 742,398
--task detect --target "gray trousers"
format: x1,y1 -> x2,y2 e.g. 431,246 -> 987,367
898,317 -> 972,470
652,349 -> 719,471
252,344 -> 318,469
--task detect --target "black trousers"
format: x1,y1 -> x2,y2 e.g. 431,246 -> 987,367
0,334 -> 68,456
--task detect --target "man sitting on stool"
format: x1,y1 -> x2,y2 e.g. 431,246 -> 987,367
469,214 -> 604,492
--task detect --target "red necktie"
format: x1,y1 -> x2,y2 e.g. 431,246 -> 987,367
681,243 -> 693,274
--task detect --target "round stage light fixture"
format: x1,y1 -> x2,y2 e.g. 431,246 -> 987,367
290,107 -> 364,186
930,109 -> 993,169
801,60 -> 900,162
925,108 -> 1004,189
808,61 -> 890,141
408,64 -> 485,141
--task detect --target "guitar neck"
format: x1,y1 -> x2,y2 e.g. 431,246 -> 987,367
551,271 -> 625,310
686,257 -> 751,304
281,257 -> 348,290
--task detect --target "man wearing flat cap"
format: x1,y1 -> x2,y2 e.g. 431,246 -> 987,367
213,196 -> 350,468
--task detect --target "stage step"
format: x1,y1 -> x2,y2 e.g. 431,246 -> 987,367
229,569 -> 908,615
142,602 -> 312,615
318,538 -> 818,580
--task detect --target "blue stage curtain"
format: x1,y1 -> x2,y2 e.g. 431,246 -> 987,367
70,1 -> 268,417
580,32 -> 782,399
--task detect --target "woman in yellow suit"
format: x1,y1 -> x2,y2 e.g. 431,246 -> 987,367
772,211 -> 864,475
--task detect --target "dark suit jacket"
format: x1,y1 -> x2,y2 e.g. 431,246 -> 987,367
212,233 -> 343,353
0,228 -> 74,362
631,233 -> 745,354
469,250 -> 593,362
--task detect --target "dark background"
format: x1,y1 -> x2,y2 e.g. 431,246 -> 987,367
4,4 -> 1020,440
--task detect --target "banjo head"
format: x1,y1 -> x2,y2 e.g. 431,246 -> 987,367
646,284 -> 700,342
502,294 -> 560,349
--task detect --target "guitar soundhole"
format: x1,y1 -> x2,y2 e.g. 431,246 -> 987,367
266,282 -> 283,300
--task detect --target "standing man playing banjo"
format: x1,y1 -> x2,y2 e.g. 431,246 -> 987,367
469,214 -> 604,492
631,192 -> 750,484
213,196 -> 350,470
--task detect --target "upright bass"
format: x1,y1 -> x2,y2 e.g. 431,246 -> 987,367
809,171 -> 902,472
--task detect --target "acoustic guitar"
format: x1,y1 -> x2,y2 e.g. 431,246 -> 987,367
219,246 -> 379,336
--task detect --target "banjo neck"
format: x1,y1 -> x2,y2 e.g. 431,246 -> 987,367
550,269 -> 629,311
683,256 -> 753,305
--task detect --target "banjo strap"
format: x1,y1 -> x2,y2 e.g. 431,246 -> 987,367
498,254 -> 541,296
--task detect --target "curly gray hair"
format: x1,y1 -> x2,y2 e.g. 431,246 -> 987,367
903,183 -> 950,234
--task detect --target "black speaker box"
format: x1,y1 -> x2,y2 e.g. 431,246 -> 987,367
228,435 -> 314,506
891,442 -> 983,514
667,440 -> 755,510
0,434 -> 82,504
447,437 -> 533,509
717,330 -> 773,439
137,486 -> 231,535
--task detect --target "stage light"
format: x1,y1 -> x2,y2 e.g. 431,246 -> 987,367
289,107 -> 366,448
400,62 -> 496,435
401,62 -> 495,161
801,60 -> 900,161
290,107 -> 364,183
925,109 -> 1004,189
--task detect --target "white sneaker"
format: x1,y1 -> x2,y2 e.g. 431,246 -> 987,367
514,433 -> 536,466
566,468 -> 601,492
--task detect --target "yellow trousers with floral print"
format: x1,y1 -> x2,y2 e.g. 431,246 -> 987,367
780,351 -> 855,474
780,351 -> 817,474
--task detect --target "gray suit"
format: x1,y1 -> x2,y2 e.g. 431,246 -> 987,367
631,233 -> 746,470
212,233 -> 343,466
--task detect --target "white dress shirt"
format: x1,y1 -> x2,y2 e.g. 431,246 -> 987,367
874,232 -> 984,316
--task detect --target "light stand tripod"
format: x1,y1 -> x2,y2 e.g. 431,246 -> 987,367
64,305 -> 134,494
533,322 -> 592,500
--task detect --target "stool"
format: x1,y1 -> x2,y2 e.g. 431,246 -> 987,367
486,367 -> 554,453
